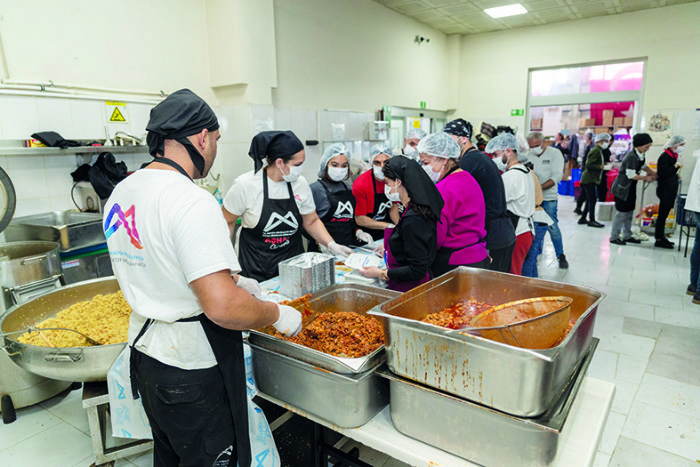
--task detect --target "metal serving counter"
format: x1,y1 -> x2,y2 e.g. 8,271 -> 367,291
257,376 -> 614,467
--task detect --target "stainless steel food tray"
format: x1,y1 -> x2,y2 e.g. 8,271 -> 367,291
379,338 -> 598,467
5,211 -> 105,253
249,283 -> 400,374
249,343 -> 389,428
369,267 -> 604,417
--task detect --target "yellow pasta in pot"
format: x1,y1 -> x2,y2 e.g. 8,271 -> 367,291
17,291 -> 132,347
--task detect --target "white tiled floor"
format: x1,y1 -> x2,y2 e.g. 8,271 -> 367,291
1,195 -> 699,466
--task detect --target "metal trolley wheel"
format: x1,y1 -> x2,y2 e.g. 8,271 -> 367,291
0,165 -> 16,233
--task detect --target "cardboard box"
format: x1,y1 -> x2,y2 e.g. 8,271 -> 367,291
623,116 -> 633,126
595,128 -> 608,134
613,117 -> 624,126
530,119 -> 543,129
579,118 -> 595,127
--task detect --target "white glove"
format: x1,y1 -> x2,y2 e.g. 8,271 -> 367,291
356,230 -> 374,245
236,275 -> 262,297
327,241 -> 353,257
274,304 -> 303,337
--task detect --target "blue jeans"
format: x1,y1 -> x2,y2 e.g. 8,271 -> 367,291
542,200 -> 564,257
690,212 -> 700,289
522,223 -> 548,277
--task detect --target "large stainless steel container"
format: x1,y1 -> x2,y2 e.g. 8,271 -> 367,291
380,339 -> 597,467
5,211 -> 105,253
1,277 -> 126,382
278,252 -> 335,299
249,343 -> 389,428
0,241 -> 62,288
250,283 -> 400,374
369,267 -> 604,417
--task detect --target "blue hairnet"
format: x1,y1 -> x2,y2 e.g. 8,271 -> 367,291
405,128 -> 427,141
485,133 -> 519,154
417,132 -> 461,159
595,133 -> 611,143
370,143 -> 392,164
318,143 -> 350,178
664,135 -> 686,149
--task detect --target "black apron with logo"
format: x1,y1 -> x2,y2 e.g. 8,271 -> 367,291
238,168 -> 304,281
130,158 -> 251,467
318,180 -> 357,247
367,174 -> 392,240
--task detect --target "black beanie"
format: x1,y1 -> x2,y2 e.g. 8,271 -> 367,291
632,133 -> 653,147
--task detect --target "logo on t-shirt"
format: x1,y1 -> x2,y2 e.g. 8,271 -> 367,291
263,212 -> 299,233
374,200 -> 392,218
333,201 -> 354,219
104,203 -> 144,249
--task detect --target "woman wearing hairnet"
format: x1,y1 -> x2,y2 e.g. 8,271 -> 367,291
307,143 -> 374,250
578,133 -> 610,228
222,131 -> 353,282
352,143 -> 397,240
417,133 -> 488,276
655,136 -> 685,248
358,157 -> 444,292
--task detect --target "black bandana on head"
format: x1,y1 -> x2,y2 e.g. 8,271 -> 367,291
146,89 -> 219,177
248,130 -> 304,173
443,118 -> 473,140
384,157 -> 444,219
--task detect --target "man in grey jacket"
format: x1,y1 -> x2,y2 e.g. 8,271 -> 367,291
526,132 -> 568,269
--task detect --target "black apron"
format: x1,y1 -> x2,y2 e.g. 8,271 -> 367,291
367,174 -> 392,240
238,168 -> 304,281
130,158 -> 251,467
317,180 -> 357,247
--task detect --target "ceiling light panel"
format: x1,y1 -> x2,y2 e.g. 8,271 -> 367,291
484,4 -> 528,18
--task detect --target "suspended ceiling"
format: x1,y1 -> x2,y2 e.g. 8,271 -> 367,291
372,0 -> 699,35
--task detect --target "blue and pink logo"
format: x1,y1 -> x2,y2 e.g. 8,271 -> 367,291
104,204 -> 144,249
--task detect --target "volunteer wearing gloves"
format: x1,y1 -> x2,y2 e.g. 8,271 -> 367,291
359,157 -> 444,292
655,136 -> 685,249
578,133 -> 610,228
352,144 -> 397,240
487,134 -> 535,275
417,132 -> 488,276
610,133 -> 657,245
104,89 -> 302,467
444,118 -> 516,273
308,143 -> 373,250
223,131 -> 353,281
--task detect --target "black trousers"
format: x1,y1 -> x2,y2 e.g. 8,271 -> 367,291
487,242 -> 515,273
581,183 -> 598,222
133,350 -> 237,467
656,196 -> 675,240
597,171 -> 609,202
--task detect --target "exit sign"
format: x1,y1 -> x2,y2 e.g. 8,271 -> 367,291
420,101 -> 426,109
511,108 -> 524,116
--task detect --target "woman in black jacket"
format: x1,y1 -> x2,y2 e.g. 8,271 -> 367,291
655,136 -> 686,248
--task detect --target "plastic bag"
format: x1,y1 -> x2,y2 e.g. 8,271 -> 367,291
107,346 -> 153,440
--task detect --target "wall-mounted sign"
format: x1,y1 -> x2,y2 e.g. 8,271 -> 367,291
105,101 -> 128,123
510,109 -> 524,116
420,101 -> 427,109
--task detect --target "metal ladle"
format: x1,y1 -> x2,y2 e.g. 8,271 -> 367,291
2,327 -> 103,346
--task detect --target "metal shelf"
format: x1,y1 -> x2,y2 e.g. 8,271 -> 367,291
0,145 -> 149,156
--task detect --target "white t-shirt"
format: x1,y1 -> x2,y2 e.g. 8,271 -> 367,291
502,164 -> 536,236
528,146 -> 564,201
104,169 -> 240,370
222,169 -> 316,229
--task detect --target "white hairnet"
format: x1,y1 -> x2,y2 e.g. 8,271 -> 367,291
595,133 -> 612,143
416,132 -> 461,159
369,143 -> 392,164
516,135 -> 529,162
485,133 -> 519,154
664,135 -> 686,149
405,128 -> 427,141
318,143 -> 350,178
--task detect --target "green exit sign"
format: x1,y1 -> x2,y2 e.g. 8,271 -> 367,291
511,108 -> 524,116
420,101 -> 426,109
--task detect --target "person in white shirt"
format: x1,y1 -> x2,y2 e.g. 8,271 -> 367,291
526,132 -> 568,269
487,133 -> 535,275
684,151 -> 700,304
222,130 -> 353,281
105,89 -> 302,467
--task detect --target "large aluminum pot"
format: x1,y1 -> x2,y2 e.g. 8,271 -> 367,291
1,277 -> 126,382
0,241 -> 62,288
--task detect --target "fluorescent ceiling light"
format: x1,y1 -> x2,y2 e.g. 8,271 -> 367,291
485,4 -> 528,18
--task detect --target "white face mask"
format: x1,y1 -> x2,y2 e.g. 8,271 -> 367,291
384,183 -> 401,202
422,161 -> 443,184
282,163 -> 304,183
327,166 -> 348,182
531,146 -> 544,156
601,142 -> 610,150
403,146 -> 419,161
372,165 -> 385,181
675,146 -> 685,154
493,156 -> 508,172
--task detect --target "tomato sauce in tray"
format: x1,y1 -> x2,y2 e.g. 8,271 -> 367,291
421,297 -> 494,329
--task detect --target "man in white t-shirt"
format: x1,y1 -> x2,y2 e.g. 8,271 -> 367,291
104,89 -> 301,467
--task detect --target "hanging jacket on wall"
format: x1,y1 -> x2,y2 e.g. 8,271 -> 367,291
70,152 -> 128,199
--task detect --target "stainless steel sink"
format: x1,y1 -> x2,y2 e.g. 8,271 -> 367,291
5,211 -> 105,252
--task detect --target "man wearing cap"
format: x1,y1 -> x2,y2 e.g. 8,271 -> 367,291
104,89 -> 302,467
610,132 -> 657,245
444,118 -> 516,273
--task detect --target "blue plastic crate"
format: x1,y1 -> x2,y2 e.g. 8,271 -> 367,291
571,168 -> 581,181
558,180 -> 574,196
677,194 -> 696,226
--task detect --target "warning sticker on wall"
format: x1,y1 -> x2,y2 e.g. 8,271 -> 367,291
105,101 -> 128,124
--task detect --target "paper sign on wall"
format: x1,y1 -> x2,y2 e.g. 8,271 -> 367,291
106,101 -> 129,124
